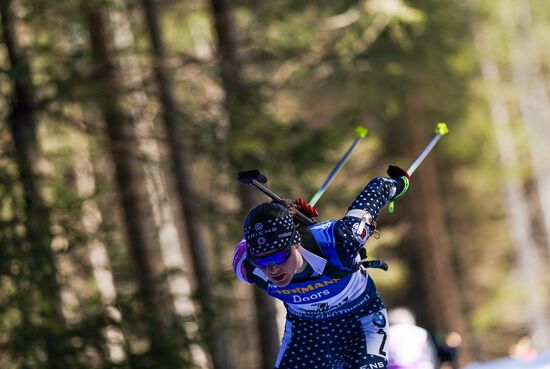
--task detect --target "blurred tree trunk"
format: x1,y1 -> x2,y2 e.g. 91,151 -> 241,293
107,3 -> 204,363
209,0 -> 281,368
140,0 -> 233,368
107,1 -> 183,288
502,0 -> 550,256
84,4 -> 184,367
404,97 -> 469,365
0,1 -> 72,368
74,144 -> 128,364
477,7 -> 550,349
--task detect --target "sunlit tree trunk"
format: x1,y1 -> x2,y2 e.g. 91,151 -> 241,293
106,8 -> 210,366
108,0 -> 183,288
501,0 -> 550,257
84,4 -> 185,366
483,3 -> 550,348
0,1 -> 71,368
108,3 -> 203,360
140,0 -> 232,367
209,1 -> 281,368
73,143 -> 127,364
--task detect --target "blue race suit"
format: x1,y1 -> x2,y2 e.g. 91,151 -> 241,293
233,177 -> 406,369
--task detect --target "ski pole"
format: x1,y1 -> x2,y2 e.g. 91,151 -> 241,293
309,126 -> 368,207
388,122 -> 449,213
238,127 -> 368,223
406,122 -> 449,176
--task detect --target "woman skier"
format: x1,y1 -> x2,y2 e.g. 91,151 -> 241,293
233,166 -> 410,369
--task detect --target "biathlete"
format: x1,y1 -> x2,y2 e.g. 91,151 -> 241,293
232,166 -> 410,369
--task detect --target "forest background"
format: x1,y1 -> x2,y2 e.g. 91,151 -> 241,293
1,0 -> 550,368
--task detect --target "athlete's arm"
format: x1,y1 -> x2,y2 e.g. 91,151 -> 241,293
333,176 -> 406,267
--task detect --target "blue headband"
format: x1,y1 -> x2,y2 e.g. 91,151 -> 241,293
244,215 -> 300,256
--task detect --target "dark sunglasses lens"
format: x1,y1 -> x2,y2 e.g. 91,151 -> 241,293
253,248 -> 292,269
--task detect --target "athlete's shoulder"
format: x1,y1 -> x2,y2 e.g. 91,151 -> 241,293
232,238 -> 270,289
232,238 -> 250,283
307,220 -> 339,246
308,220 -> 337,232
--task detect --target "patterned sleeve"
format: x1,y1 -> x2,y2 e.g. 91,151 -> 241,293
333,176 -> 405,268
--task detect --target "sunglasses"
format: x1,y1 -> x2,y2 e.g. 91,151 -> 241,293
249,230 -> 296,269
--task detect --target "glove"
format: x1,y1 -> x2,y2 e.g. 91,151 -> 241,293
294,198 -> 319,218
386,165 -> 410,199
387,165 -> 410,179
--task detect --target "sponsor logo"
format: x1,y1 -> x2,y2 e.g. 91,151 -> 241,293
359,363 -> 385,369
246,226 -> 278,239
310,221 -> 332,231
277,231 -> 292,239
255,223 -> 263,231
286,291 -> 371,320
292,290 -> 330,303
272,278 -> 340,295
352,222 -> 369,243
372,311 -> 386,327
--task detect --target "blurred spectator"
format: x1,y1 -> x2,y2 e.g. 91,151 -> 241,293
388,307 -> 439,369
509,336 -> 537,360
435,331 -> 462,369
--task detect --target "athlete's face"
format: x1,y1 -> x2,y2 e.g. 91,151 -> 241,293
257,244 -> 302,287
